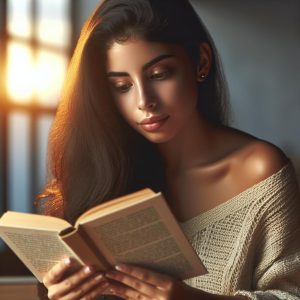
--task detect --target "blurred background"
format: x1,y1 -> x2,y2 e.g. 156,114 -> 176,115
0,0 -> 299,277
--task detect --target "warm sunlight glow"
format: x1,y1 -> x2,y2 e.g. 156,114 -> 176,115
37,19 -> 71,49
6,42 -> 34,103
5,0 -> 70,106
8,0 -> 32,38
6,42 -> 67,106
35,50 -> 68,106
37,0 -> 70,48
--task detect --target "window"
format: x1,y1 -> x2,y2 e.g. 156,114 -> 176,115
0,0 -> 77,275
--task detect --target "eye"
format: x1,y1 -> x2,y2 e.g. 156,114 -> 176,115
112,82 -> 132,93
150,70 -> 171,81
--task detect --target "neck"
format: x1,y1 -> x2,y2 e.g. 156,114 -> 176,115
157,113 -> 219,173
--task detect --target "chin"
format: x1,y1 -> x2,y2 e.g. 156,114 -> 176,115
141,132 -> 176,144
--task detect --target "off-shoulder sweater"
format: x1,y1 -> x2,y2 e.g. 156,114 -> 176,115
181,161 -> 300,300
38,162 -> 300,300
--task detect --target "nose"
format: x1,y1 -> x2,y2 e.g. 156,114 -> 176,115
138,100 -> 157,110
137,83 -> 157,111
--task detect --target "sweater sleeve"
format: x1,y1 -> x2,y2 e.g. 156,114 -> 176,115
234,168 -> 300,300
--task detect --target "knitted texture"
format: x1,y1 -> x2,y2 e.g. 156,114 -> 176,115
181,162 -> 300,300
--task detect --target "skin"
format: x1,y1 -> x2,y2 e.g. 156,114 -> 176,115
43,38 -> 288,299
107,39 -> 202,144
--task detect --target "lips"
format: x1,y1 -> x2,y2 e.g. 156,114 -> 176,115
138,115 -> 169,132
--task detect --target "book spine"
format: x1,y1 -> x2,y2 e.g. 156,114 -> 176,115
61,228 -> 110,271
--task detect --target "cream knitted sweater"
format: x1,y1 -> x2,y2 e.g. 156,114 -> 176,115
181,162 -> 300,300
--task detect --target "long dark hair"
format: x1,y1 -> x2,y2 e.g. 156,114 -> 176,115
37,0 -> 230,223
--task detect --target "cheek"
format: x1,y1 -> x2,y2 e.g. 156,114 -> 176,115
115,99 -> 138,126
158,77 -> 198,112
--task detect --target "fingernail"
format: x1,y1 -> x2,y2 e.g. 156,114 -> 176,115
101,281 -> 109,288
115,264 -> 125,271
64,258 -> 71,266
107,288 -> 116,294
95,274 -> 104,281
105,271 -> 115,279
84,266 -> 94,274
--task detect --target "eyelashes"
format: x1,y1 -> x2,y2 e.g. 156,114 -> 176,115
111,69 -> 173,94
150,70 -> 172,80
114,82 -> 132,93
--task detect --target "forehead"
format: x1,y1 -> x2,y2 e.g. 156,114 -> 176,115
106,39 -> 184,71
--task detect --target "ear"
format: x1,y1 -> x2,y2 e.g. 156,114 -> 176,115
196,42 -> 212,82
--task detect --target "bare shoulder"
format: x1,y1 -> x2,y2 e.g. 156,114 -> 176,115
235,140 -> 289,186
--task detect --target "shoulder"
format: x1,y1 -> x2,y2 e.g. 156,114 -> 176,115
214,126 -> 289,186
234,140 -> 289,187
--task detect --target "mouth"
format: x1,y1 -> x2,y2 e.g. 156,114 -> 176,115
138,115 -> 169,132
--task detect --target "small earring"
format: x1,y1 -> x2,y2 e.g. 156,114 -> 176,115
197,73 -> 206,82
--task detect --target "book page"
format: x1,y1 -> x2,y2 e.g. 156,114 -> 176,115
76,188 -> 154,225
0,227 -> 83,282
0,211 -> 71,231
79,194 -> 206,280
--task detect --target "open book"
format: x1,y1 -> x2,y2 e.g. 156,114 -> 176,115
0,189 -> 206,282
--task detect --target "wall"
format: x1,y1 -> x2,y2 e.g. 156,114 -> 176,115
77,0 -> 100,33
190,0 -> 300,163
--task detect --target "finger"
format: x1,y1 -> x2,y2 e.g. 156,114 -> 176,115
60,274 -> 109,300
77,280 -> 111,300
103,280 -> 136,299
114,264 -> 171,289
106,270 -> 158,297
43,257 -> 75,287
106,280 -> 152,300
47,266 -> 96,299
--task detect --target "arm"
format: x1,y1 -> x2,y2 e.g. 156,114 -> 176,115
224,144 -> 300,300
104,196 -> 300,300
234,162 -> 300,300
105,163 -> 300,300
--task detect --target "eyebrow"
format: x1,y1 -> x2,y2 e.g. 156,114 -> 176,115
107,54 -> 174,77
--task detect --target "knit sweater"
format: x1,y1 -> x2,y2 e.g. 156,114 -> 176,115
181,161 -> 300,300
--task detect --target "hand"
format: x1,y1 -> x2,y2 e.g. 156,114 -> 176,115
43,257 -> 110,300
105,264 -> 199,300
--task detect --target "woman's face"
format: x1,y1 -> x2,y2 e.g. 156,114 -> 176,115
106,38 -> 199,143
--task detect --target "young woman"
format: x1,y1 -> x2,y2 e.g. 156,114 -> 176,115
38,0 -> 300,299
